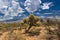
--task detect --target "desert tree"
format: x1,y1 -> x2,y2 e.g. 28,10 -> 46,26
23,14 -> 40,32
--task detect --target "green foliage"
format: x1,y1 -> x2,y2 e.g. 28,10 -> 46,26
23,14 -> 40,32
36,21 -> 41,27
23,14 -> 39,26
23,18 -> 29,24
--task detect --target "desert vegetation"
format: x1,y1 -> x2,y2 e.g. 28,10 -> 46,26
0,14 -> 60,40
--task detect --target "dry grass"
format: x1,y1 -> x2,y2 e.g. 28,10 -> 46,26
0,25 -> 59,40
0,14 -> 60,40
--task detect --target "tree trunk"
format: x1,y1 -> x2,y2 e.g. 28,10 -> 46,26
26,25 -> 32,33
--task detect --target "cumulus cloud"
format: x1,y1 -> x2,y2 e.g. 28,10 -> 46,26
24,0 -> 41,12
0,0 -> 54,21
24,0 -> 53,13
0,0 -> 24,21
41,2 -> 53,10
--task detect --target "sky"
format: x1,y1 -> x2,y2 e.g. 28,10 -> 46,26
0,0 -> 60,21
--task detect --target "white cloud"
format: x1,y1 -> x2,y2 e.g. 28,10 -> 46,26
24,0 -> 53,13
0,0 -> 54,21
47,16 -> 53,18
0,0 -> 24,21
36,12 -> 40,14
40,16 -> 45,18
0,16 -> 13,21
44,13 -> 52,14
41,2 -> 53,10
24,0 -> 41,12
55,16 -> 60,19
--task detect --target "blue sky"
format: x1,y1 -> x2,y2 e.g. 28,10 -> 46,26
0,0 -> 60,21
